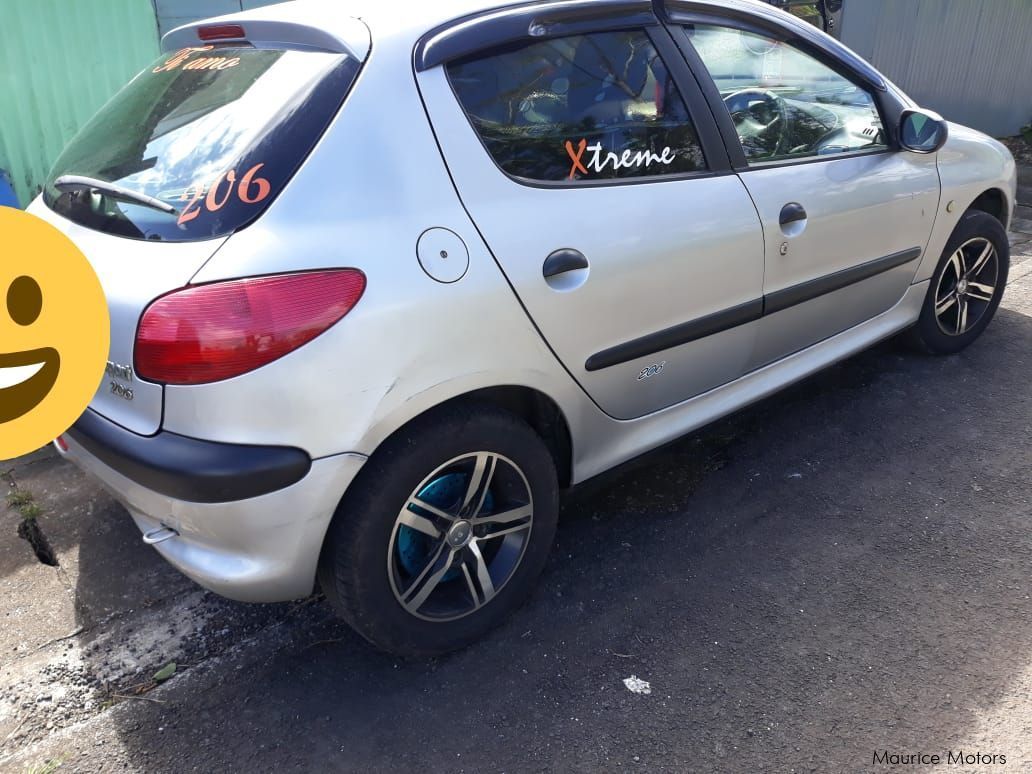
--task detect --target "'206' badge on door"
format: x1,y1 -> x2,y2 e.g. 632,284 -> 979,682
637,362 -> 667,381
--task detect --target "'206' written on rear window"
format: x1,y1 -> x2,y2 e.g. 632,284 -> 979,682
44,47 -> 360,242
447,30 -> 706,183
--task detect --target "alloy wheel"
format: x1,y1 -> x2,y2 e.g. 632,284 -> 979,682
387,452 -> 534,622
934,237 -> 999,336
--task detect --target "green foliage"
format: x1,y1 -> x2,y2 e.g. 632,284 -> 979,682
787,3 -> 822,24
6,489 -> 41,520
6,490 -> 34,508
153,662 -> 177,682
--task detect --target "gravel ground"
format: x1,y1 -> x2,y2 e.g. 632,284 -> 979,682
2,213 -> 1031,773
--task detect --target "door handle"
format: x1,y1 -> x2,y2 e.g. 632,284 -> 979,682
779,202 -> 807,226
543,248 -> 589,278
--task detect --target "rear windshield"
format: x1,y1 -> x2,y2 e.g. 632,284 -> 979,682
44,46 -> 359,242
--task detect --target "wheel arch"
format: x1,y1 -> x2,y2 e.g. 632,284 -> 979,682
966,187 -> 1010,230
447,386 -> 573,490
353,384 -> 575,492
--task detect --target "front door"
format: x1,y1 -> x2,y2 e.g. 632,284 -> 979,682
683,23 -> 940,369
418,26 -> 765,419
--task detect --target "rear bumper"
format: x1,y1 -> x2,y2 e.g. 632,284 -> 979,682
58,414 -> 366,602
67,409 -> 312,503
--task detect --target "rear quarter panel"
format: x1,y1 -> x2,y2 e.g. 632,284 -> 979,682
163,29 -> 593,461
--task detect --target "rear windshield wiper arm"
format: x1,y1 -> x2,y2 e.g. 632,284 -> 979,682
54,175 -> 178,216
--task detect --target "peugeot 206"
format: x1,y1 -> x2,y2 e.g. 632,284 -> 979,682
36,0 -> 1015,655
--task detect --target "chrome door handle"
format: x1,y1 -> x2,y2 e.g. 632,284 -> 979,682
543,249 -> 589,278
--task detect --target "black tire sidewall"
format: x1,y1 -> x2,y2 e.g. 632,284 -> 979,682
319,405 -> 559,657
915,211 -> 1009,354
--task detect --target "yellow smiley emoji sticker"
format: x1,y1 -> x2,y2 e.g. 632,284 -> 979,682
0,207 -> 109,460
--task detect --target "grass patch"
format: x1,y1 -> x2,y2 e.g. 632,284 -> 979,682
6,490 -> 35,509
7,489 -> 42,521
24,759 -> 63,774
6,491 -> 42,522
17,501 -> 42,521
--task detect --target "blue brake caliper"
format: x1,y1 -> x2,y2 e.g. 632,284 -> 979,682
396,473 -> 493,581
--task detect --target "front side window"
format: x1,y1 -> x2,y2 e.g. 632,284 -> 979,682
44,46 -> 359,242
447,30 -> 706,183
688,25 -> 887,164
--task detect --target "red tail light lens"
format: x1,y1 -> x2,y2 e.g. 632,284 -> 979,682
135,270 -> 366,385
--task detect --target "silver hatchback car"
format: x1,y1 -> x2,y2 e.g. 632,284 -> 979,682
36,0 -> 1015,655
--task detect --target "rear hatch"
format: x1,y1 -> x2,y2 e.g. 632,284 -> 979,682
30,15 -> 367,434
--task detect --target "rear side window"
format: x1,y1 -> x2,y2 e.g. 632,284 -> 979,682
447,30 -> 706,183
44,46 -> 359,242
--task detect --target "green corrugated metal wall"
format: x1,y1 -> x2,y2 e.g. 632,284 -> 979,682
155,0 -> 285,37
0,0 -> 161,207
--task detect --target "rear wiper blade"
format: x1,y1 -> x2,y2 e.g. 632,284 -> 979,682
53,175 -> 178,216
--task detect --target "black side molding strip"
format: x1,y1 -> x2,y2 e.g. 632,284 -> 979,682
66,409 -> 312,504
585,298 -> 763,372
415,0 -> 655,71
763,247 -> 922,315
584,247 -> 922,371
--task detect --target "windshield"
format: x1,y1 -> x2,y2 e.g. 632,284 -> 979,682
44,46 -> 359,242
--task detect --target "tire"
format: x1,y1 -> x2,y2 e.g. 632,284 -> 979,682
905,210 -> 1009,354
318,404 -> 559,657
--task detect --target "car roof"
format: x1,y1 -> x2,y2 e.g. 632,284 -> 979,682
164,0 -> 764,56
352,0 -> 781,42
163,0 -> 883,91
353,0 -> 786,31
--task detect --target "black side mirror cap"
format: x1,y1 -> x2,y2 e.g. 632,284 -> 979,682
900,108 -> 949,154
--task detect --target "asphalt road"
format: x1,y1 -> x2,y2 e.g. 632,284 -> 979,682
3,213 -> 1032,772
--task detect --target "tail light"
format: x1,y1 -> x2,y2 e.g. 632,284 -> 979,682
135,270 -> 366,386
197,24 -> 246,41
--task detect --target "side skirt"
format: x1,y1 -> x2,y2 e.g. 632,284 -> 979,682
570,280 -> 929,484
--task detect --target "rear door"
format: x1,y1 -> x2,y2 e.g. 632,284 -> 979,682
675,21 -> 939,369
418,20 -> 765,420
33,39 -> 363,433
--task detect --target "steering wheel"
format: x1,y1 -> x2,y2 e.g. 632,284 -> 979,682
723,88 -> 788,158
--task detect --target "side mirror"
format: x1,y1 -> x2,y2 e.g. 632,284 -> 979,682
899,108 -> 949,154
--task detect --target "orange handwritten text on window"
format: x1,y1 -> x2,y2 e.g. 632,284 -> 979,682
153,46 -> 241,74
177,164 -> 273,227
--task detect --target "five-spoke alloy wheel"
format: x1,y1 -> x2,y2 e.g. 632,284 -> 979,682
908,210 -> 1009,355
933,237 -> 999,336
319,405 -> 559,657
388,452 -> 534,622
